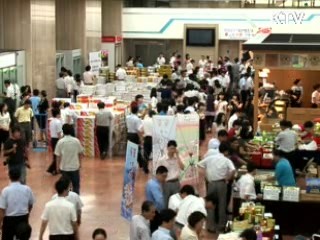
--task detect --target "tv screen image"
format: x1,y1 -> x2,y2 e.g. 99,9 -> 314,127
186,28 -> 215,47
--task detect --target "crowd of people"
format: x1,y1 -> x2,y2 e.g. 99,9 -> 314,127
0,49 -> 318,240
124,52 -> 320,239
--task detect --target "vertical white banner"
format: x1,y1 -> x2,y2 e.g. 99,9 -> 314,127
152,116 -> 177,173
89,51 -> 102,75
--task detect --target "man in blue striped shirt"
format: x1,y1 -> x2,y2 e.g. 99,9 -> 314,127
145,166 -> 168,233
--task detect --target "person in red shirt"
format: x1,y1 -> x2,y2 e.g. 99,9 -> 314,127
300,121 -> 314,141
228,120 -> 242,139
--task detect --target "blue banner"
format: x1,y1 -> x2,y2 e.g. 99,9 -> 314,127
121,141 -> 138,221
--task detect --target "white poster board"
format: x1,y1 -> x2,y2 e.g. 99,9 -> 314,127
89,51 -> 102,75
282,187 -> 300,202
152,116 -> 177,173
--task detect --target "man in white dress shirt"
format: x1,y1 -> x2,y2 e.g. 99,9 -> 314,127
237,163 -> 257,201
168,185 -> 194,212
39,177 -> 78,240
52,176 -> 84,225
157,53 -> 166,66
130,201 -> 156,240
116,64 -> 127,81
198,142 -> 235,232
126,105 -> 148,174
83,65 -> 95,85
175,186 -> 217,230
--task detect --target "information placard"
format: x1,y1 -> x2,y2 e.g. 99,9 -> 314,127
263,186 -> 281,201
282,187 -> 300,202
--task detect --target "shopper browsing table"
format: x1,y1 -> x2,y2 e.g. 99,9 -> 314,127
83,65 -> 95,85
130,201 -> 156,240
197,143 -> 235,232
237,163 -> 258,201
0,168 -> 35,240
55,124 -> 84,194
95,102 -> 113,160
275,120 -> 297,170
157,140 -> 184,207
39,177 -> 79,240
267,149 -> 296,187
175,185 -> 213,228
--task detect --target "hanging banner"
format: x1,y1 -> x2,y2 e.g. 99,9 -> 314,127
176,114 -> 200,186
120,141 -> 138,221
152,116 -> 177,173
89,51 -> 102,75
152,114 -> 203,194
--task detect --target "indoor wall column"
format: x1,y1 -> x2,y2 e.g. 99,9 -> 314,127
85,0 -> 102,66
31,0 -> 56,98
101,0 -> 123,71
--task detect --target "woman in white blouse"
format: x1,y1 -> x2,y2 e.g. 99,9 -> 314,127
0,103 -> 11,152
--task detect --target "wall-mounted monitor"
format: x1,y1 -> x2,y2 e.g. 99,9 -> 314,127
186,28 -> 215,47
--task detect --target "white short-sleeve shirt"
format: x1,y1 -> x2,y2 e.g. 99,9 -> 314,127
50,118 -> 63,138
41,197 -> 77,235
168,193 -> 182,212
175,195 -> 207,226
197,153 -> 235,182
52,191 -> 83,213
54,135 -> 84,171
237,173 -> 256,200
116,68 -> 127,80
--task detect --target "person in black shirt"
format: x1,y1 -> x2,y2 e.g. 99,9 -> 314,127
36,90 -> 49,142
4,126 -> 29,184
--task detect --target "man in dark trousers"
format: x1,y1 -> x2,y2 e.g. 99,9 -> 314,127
95,102 -> 113,160
55,124 -> 84,194
4,126 -> 30,184
126,104 -> 149,174
0,168 -> 35,240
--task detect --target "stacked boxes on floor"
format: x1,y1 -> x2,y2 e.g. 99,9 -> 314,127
77,116 -> 95,157
158,65 -> 172,78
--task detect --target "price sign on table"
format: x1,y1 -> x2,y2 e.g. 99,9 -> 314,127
263,186 -> 281,201
282,187 -> 300,202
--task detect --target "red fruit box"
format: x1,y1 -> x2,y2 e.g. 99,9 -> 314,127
251,151 -> 262,167
261,152 -> 274,168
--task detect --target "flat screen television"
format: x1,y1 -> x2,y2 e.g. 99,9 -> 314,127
186,28 -> 215,47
